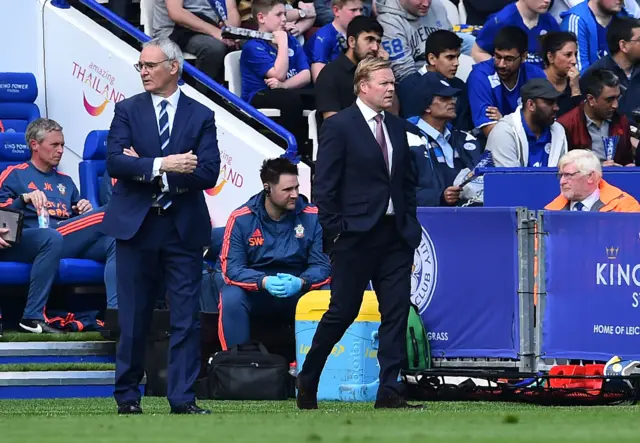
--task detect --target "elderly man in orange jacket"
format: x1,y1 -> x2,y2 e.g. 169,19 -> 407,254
546,149 -> 640,212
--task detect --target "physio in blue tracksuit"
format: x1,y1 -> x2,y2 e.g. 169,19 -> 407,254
560,0 -> 629,73
406,72 -> 483,207
215,158 -> 331,349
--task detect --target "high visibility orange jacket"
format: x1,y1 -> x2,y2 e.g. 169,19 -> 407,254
545,179 -> 640,213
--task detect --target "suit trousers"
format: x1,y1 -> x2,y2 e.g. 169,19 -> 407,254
114,209 -> 203,408
298,216 -> 414,399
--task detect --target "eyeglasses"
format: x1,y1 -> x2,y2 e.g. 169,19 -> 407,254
556,171 -> 581,180
494,54 -> 522,65
133,59 -> 169,72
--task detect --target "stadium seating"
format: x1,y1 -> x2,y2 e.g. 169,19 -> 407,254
79,130 -> 108,209
0,72 -> 40,134
224,51 -> 282,118
307,110 -> 318,161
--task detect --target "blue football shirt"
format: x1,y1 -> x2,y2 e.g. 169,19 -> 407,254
240,35 -> 310,102
475,3 -> 560,68
303,23 -> 346,64
521,110 -> 551,167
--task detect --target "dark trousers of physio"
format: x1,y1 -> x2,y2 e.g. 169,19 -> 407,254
298,215 -> 414,399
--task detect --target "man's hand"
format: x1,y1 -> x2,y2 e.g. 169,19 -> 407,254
22,190 -> 48,210
123,147 -> 139,158
485,106 -> 502,121
377,45 -> 390,60
443,186 -> 461,205
263,276 -> 287,297
73,199 -> 93,214
277,273 -> 303,297
285,22 -> 302,36
160,151 -> 198,174
0,227 -> 10,249
265,78 -> 286,89
603,160 -> 622,167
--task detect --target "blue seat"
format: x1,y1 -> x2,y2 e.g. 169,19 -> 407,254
0,132 -> 30,171
0,259 -> 104,286
0,73 -> 40,134
79,130 -> 108,209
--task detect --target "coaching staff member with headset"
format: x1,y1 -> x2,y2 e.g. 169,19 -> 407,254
296,57 -> 422,410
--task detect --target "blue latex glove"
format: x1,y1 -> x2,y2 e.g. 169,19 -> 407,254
264,276 -> 287,297
277,273 -> 303,298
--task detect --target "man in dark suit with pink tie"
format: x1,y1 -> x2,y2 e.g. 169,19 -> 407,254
296,57 -> 422,409
103,37 -> 220,415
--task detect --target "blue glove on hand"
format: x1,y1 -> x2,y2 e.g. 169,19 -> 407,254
264,276 -> 287,297
277,273 -> 303,298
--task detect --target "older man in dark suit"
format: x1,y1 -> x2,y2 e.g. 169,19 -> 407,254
296,57 -> 422,410
104,37 -> 220,415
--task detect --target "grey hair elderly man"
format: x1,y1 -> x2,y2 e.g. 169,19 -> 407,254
546,149 -> 640,212
104,37 -> 220,416
487,78 -> 568,168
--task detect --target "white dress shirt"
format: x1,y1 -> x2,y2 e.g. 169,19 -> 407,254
355,98 -> 394,215
151,88 -> 181,191
571,188 -> 600,211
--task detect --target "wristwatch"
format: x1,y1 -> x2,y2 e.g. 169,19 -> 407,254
298,8 -> 306,18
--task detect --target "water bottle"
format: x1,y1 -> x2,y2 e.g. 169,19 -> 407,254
38,207 -> 50,229
288,362 -> 297,378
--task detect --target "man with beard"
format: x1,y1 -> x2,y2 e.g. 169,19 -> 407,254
315,16 -> 385,126
487,78 -> 568,167
558,68 -> 636,166
216,158 -> 331,349
561,0 -> 629,73
467,26 -> 546,138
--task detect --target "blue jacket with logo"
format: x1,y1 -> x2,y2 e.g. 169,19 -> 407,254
216,191 -> 331,292
407,117 -> 482,206
0,161 -> 81,228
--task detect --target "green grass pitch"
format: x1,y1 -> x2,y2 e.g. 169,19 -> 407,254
0,398 -> 637,442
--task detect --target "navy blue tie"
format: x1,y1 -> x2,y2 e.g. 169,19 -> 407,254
574,202 -> 585,211
155,100 -> 172,209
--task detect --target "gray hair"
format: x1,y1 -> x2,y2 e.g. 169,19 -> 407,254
143,37 -> 184,76
558,149 -> 603,179
25,118 -> 63,147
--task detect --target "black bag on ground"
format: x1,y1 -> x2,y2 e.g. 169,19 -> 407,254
207,341 -> 290,400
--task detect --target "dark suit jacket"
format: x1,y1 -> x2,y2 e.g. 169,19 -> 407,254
102,91 -> 220,250
314,103 -> 421,251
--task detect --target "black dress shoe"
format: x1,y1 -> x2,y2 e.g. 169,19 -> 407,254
118,402 -> 142,415
171,403 -> 211,415
296,378 -> 318,410
374,393 -> 423,409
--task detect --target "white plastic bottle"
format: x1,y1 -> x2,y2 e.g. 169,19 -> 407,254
38,207 -> 50,229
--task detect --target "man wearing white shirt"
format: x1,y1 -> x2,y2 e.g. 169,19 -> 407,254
104,37 -> 220,416
297,57 -> 422,410
546,149 -> 640,211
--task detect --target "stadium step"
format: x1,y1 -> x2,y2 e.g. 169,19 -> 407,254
0,337 -> 144,399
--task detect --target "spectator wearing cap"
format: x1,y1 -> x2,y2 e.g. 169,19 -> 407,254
487,78 -> 568,167
546,149 -> 640,212
557,68 -> 636,166
407,72 -> 483,207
